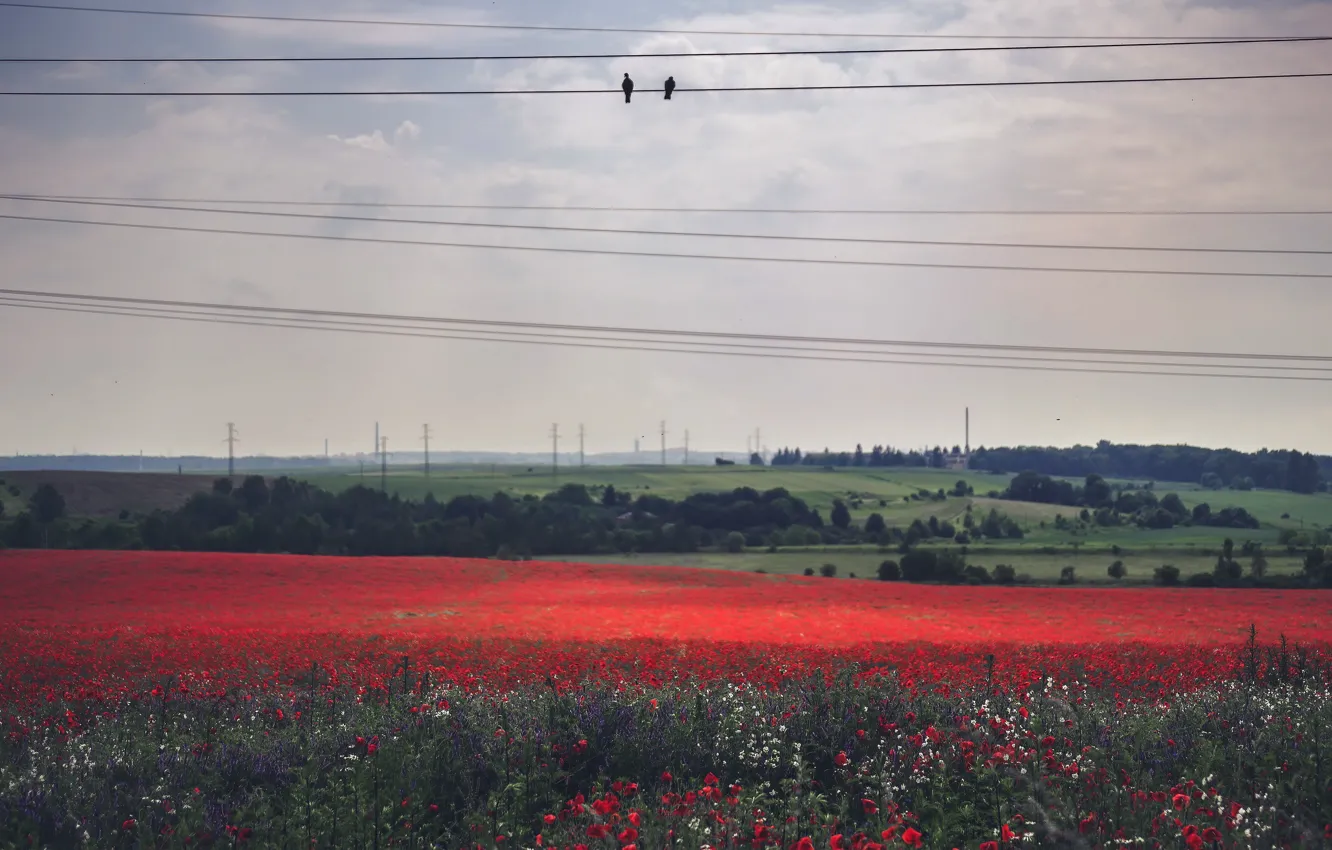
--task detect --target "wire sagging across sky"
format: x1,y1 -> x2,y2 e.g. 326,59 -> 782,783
1,2 -> 1319,40
5,194 -> 1329,216
2,211 -> 1329,280
5,35 -> 1330,64
5,71 -> 1332,97
4,196 -> 1327,257
3,293 -> 1331,383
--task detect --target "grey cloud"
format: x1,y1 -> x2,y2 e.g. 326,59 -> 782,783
0,0 -> 1330,456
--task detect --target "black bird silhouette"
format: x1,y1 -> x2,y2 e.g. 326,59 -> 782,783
622,73 -> 634,103
664,76 -> 676,100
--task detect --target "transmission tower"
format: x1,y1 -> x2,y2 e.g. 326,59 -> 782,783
224,423 -> 239,477
422,424 -> 432,478
550,424 -> 559,478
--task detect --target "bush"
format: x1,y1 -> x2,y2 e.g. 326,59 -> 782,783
877,560 -> 900,581
993,564 -> 1016,585
1186,572 -> 1216,588
495,544 -> 521,561
724,531 -> 746,553
1107,560 -> 1126,580
818,563 -> 837,578
803,567 -> 815,576
1058,566 -> 1077,585
962,564 -> 991,584
1154,564 -> 1181,586
900,550 -> 938,582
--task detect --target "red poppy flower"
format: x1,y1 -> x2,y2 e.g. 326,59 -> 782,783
835,751 -> 849,766
901,827 -> 923,847
862,799 -> 878,815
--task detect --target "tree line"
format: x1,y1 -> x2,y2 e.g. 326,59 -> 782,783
0,477 -> 1022,559
765,440 -> 1328,495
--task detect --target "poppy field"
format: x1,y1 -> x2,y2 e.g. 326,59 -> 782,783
1,550 -> 1331,848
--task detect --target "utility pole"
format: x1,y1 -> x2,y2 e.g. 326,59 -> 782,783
660,420 -> 667,466
550,423 -> 559,479
422,424 -> 432,479
684,429 -> 690,465
579,424 -> 585,468
380,435 -> 388,493
324,438 -> 329,459
224,423 -> 239,477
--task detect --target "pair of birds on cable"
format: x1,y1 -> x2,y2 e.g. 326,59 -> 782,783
622,73 -> 674,102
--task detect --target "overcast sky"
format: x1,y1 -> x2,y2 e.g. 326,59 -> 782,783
1,0 -> 1331,458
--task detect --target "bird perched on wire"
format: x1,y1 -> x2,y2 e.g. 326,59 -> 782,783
664,76 -> 676,100
622,73 -> 634,103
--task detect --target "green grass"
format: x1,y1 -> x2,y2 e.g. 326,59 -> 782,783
537,545 -> 1306,584
253,464 -> 1332,583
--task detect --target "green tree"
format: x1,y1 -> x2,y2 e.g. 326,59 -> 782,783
877,560 -> 900,581
1154,564 -> 1181,586
993,564 -> 1016,584
724,531 -> 746,553
1107,560 -> 1126,580
1249,546 -> 1268,580
803,567 -> 815,576
29,484 -> 66,525
819,563 -> 837,578
1058,566 -> 1077,585
830,500 -> 851,530
212,477 -> 233,495
237,476 -> 269,512
1160,493 -> 1187,518
864,513 -> 886,535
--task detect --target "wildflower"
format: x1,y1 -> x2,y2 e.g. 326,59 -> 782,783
835,751 -> 849,767
1172,794 -> 1190,811
901,827 -> 923,847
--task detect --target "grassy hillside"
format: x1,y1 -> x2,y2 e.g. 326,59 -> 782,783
5,463 -> 1328,584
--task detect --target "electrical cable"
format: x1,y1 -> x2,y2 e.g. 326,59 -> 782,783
5,194 -> 1328,216
3,296 -> 1329,383
3,286 -> 1330,364
5,35 -> 1329,63
6,70 -> 1331,96
2,211 -> 1328,279
5,195 -> 1326,256
0,2 -> 1307,41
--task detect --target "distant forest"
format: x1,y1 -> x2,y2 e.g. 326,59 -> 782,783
0,477 -> 1017,559
769,440 -> 1329,495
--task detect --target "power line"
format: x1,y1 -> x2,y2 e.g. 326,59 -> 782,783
6,35 -> 1329,63
7,196 -> 1327,257
0,3 -> 1304,41
3,296 -> 1331,384
4,286 -> 1329,363
6,70 -> 1330,96
8,194 -> 1329,217
2,211 -> 1328,280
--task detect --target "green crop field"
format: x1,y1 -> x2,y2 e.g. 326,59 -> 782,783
278,463 -> 1332,583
